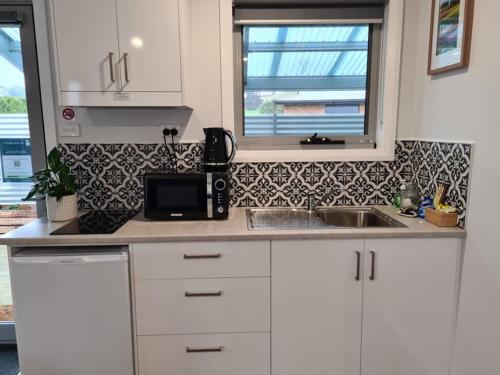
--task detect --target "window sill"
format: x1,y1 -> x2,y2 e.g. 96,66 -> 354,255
235,143 -> 396,162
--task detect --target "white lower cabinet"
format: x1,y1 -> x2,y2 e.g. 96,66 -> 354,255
272,239 -> 364,375
271,238 -> 461,375
132,241 -> 271,375
138,333 -> 270,375
133,238 -> 461,375
361,238 -> 460,375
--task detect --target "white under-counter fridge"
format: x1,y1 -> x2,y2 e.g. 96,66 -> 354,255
9,246 -> 134,375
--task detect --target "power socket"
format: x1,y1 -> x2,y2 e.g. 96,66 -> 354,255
159,125 -> 180,137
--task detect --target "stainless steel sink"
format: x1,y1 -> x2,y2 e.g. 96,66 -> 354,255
247,207 -> 406,230
247,208 -> 327,230
315,207 -> 406,228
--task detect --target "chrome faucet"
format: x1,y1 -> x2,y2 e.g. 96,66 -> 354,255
307,189 -> 337,213
307,192 -> 317,213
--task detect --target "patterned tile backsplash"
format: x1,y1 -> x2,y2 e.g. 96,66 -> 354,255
59,140 -> 472,227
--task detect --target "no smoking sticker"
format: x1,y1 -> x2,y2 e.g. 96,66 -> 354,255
62,107 -> 75,121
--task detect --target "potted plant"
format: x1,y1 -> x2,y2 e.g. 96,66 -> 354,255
24,147 -> 78,221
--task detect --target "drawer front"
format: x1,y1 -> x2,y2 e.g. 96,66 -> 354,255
138,333 -> 270,375
135,278 -> 270,335
133,241 -> 270,279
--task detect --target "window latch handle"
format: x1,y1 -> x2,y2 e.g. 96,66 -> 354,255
300,133 -> 346,145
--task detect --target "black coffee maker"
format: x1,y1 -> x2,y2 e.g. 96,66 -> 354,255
203,127 -> 237,172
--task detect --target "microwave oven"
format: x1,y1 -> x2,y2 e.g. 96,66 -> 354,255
143,172 -> 229,220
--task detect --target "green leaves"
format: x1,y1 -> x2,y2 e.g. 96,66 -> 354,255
23,147 -> 77,202
0,96 -> 27,114
47,147 -> 63,171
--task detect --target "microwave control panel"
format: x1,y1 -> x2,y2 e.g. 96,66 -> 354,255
212,173 -> 229,219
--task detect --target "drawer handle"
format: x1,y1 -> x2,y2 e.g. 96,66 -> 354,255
185,291 -> 223,297
186,346 -> 223,353
183,253 -> 221,260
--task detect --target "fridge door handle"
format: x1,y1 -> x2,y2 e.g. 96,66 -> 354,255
11,253 -> 128,265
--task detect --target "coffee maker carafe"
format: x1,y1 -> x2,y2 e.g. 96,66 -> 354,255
203,128 -> 237,172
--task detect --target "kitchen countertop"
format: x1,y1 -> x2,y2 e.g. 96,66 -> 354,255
0,206 -> 465,247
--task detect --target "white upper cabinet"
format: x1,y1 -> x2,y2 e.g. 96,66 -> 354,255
50,0 -> 185,106
361,238 -> 461,375
116,0 -> 182,93
51,0 -> 121,92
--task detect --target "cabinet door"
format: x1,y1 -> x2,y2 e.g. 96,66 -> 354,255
116,0 -> 182,92
272,240 -> 364,375
51,0 -> 121,92
362,238 -> 460,375
182,0 -> 222,126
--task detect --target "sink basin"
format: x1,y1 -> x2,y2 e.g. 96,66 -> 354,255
315,207 -> 406,228
247,208 -> 327,230
247,207 -> 406,230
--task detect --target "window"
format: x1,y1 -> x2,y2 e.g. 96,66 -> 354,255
233,1 -> 385,150
0,4 -> 46,343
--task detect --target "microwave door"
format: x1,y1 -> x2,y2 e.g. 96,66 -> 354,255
146,176 -> 209,219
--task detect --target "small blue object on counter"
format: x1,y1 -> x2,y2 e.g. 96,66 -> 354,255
418,196 -> 434,218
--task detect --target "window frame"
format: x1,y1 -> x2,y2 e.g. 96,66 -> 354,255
233,22 -> 382,150
0,2 -> 48,344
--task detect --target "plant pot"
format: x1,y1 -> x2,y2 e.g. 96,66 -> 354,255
46,194 -> 78,222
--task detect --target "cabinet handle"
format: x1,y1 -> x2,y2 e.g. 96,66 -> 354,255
108,52 -> 115,82
123,52 -> 130,83
186,346 -> 223,353
185,291 -> 222,297
369,251 -> 376,281
183,253 -> 221,260
355,251 -> 361,281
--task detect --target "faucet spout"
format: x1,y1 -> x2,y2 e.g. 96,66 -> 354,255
307,188 -> 337,212
307,193 -> 316,213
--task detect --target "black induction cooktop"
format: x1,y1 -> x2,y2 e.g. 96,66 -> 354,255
50,209 -> 140,235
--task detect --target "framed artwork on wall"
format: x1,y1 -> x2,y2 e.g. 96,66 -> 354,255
427,0 -> 475,75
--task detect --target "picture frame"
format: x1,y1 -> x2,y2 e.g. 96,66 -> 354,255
427,0 -> 475,75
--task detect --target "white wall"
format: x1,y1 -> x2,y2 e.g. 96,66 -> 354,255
396,0 -> 421,139
401,1 -> 500,374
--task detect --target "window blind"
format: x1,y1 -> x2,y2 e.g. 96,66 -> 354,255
0,11 -> 23,24
233,0 -> 387,25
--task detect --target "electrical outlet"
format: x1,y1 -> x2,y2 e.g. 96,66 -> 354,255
169,125 -> 181,136
159,125 -> 180,133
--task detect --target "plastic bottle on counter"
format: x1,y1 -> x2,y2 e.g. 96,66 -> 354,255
400,181 -> 419,214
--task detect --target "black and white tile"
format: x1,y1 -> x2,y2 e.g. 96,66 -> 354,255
408,141 -> 472,227
59,140 -> 472,227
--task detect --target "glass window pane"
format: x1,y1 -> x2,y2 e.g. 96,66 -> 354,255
0,25 -> 37,325
0,27 -> 32,185
243,25 -> 370,137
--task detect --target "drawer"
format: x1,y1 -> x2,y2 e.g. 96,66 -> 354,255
138,333 -> 270,375
135,278 -> 270,335
132,241 -> 270,279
